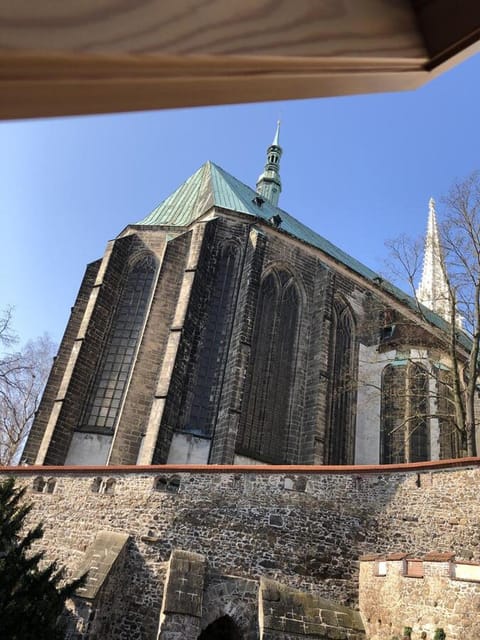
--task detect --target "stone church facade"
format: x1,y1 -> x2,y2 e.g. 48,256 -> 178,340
23,124 -> 472,469
15,126 -> 480,640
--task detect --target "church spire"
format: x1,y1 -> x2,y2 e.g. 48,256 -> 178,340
416,197 -> 452,322
256,121 -> 282,207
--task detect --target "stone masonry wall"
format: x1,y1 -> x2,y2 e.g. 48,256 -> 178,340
2,461 -> 480,639
359,555 -> 480,640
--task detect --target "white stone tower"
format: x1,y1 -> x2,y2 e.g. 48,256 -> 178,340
416,197 -> 452,322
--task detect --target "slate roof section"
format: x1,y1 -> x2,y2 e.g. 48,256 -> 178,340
136,161 -> 471,350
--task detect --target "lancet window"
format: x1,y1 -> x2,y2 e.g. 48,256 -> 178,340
81,254 -> 156,432
437,368 -> 461,459
183,243 -> 240,436
381,362 -> 429,463
326,298 -> 357,464
237,269 -> 300,463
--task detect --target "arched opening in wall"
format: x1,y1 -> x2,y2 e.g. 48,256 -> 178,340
182,242 -> 240,437
237,270 -> 300,463
326,298 -> 357,465
166,477 -> 180,493
153,476 -> 168,491
198,615 -> 243,640
79,253 -> 156,435
381,362 -> 429,463
104,478 -> 116,495
45,478 -> 56,494
91,477 -> 103,493
32,476 -> 45,492
153,475 -> 180,493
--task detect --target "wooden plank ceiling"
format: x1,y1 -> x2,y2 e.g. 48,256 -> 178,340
1,0 -> 480,119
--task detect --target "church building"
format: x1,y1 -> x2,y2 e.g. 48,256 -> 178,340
23,124 -> 469,468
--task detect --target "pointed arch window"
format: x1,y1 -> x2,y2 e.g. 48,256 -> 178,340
381,362 -> 429,463
326,299 -> 357,464
437,368 -> 461,459
237,270 -> 300,463
182,243 -> 240,436
81,254 -> 156,432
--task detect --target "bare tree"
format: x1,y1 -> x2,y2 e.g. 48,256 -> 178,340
0,307 -> 56,465
386,172 -> 480,457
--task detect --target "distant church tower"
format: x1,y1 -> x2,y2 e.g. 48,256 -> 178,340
416,197 -> 453,322
256,120 -> 282,206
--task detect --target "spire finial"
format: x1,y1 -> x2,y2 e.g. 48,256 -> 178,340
272,120 -> 281,147
256,122 -> 283,207
417,197 -> 453,323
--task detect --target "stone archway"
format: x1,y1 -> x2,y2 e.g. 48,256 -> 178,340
197,615 -> 242,640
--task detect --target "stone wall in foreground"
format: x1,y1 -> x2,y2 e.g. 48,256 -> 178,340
359,554 -> 480,639
2,460 -> 480,639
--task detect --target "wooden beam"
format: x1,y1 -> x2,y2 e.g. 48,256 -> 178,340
0,51 -> 427,119
0,1 -> 425,57
412,0 -> 480,67
0,1 -> 477,119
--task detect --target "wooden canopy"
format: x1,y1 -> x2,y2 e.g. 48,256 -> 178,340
1,0 -> 480,120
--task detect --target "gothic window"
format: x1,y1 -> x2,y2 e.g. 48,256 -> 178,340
183,244 -> 239,436
326,299 -> 357,465
81,254 -> 156,433
237,270 -> 300,463
437,368 -> 461,459
381,362 -> 429,463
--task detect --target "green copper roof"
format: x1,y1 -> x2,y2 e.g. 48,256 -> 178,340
138,163 -> 214,227
136,161 -> 471,349
137,161 -> 384,282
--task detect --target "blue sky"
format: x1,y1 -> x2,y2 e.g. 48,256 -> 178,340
1,53 -> 480,346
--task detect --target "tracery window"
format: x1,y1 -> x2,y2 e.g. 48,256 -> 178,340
437,368 -> 461,459
237,270 -> 300,463
183,243 -> 239,436
381,362 -> 429,463
326,299 -> 357,464
81,254 -> 156,432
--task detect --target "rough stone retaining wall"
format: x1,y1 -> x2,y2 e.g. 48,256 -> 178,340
359,554 -> 480,640
2,460 -> 480,639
